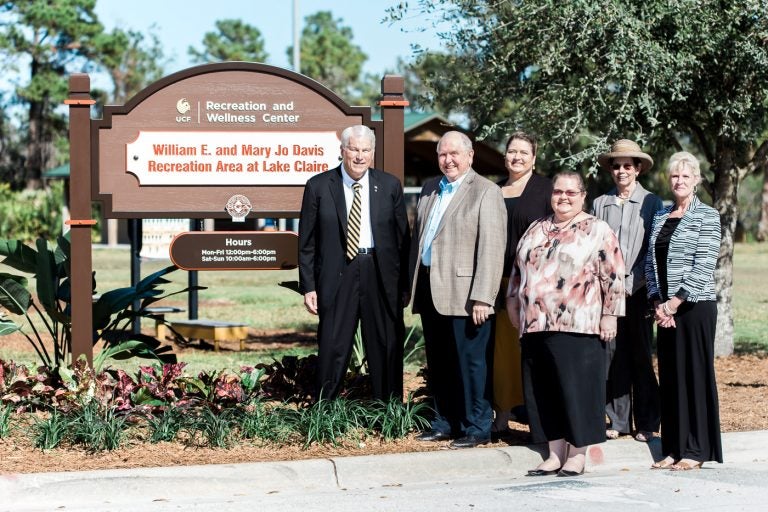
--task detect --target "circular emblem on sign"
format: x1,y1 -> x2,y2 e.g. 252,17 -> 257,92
176,98 -> 191,114
226,194 -> 252,222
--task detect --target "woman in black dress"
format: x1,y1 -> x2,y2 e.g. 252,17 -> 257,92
491,131 -> 552,435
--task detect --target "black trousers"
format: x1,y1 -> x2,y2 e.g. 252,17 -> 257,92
416,268 -> 492,438
657,300 -> 722,463
317,253 -> 404,401
605,287 -> 660,433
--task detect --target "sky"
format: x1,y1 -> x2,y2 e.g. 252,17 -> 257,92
94,0 -> 441,79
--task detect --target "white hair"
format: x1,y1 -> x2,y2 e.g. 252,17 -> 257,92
667,151 -> 702,181
437,131 -> 473,153
341,125 -> 375,148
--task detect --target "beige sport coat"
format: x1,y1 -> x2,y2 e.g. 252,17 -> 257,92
409,168 -> 507,316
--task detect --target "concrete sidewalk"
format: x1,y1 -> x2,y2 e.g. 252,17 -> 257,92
2,430 -> 767,511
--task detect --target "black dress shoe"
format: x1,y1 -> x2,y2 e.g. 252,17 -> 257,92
415,430 -> 450,442
557,468 -> 585,477
449,435 -> 490,449
526,468 -> 560,476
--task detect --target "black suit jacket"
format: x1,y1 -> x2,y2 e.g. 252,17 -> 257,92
298,166 -> 410,314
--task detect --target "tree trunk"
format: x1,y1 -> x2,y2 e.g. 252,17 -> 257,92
712,143 -> 738,357
25,58 -> 44,190
757,163 -> 768,242
25,98 -> 44,190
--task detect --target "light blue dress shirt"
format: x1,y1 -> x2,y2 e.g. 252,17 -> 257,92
421,174 -> 467,266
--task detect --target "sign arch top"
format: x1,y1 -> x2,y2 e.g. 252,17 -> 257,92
91,62 -> 404,219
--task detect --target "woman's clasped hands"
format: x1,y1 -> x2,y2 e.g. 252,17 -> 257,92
653,300 -> 677,328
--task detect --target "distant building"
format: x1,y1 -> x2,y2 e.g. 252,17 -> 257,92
403,112 -> 506,185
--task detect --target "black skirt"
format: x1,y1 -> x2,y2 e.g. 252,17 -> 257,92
521,331 -> 606,447
657,300 -> 723,463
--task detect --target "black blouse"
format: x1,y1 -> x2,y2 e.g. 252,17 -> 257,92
497,173 -> 553,277
654,216 -> 682,301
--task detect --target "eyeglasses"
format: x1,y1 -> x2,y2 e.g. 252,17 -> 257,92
552,189 -> 583,197
611,163 -> 636,171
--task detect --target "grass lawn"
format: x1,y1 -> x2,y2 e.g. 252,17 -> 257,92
731,243 -> 768,353
90,247 -> 316,332
0,244 -> 425,372
1,242 -> 766,371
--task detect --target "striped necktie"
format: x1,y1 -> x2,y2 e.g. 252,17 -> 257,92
346,182 -> 362,260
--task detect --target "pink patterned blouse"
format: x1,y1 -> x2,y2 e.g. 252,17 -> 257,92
508,214 -> 626,335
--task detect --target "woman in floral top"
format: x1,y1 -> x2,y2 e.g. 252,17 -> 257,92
507,171 -> 625,477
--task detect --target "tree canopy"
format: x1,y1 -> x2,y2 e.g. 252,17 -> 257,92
392,0 -> 768,162
390,0 -> 768,354
188,19 -> 268,63
288,11 -> 367,101
93,27 -> 165,104
0,0 -> 102,188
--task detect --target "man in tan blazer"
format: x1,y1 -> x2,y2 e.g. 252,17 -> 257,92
409,131 -> 507,448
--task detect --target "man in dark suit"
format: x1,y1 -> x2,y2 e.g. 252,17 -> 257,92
299,124 -> 410,401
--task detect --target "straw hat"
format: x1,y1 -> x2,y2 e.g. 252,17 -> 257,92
597,139 -> 654,172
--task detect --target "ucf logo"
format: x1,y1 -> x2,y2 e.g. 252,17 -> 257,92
176,98 -> 192,122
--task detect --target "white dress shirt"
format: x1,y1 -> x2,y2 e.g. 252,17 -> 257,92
341,165 -> 374,249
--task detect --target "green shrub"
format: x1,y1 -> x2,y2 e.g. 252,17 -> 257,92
0,403 -> 11,438
239,399 -> 299,444
145,406 -> 187,443
366,394 -> 431,440
299,397 -> 368,448
69,401 -> 128,452
182,406 -> 238,449
32,409 -> 68,450
0,182 -> 65,244
0,235 -> 190,371
4,358 -> 433,452
403,324 -> 426,368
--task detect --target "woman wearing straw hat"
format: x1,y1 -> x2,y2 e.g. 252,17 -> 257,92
593,139 -> 663,443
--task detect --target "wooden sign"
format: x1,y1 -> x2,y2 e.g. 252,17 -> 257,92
92,62 -> 387,219
169,231 -> 298,270
66,65 -> 406,364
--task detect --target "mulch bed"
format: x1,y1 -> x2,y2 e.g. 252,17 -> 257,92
1,331 -> 766,474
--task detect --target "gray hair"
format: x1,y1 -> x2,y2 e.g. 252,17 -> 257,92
437,131 -> 473,153
341,125 -> 375,148
667,151 -> 701,181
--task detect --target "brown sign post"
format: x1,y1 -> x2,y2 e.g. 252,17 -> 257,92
67,62 -> 407,364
